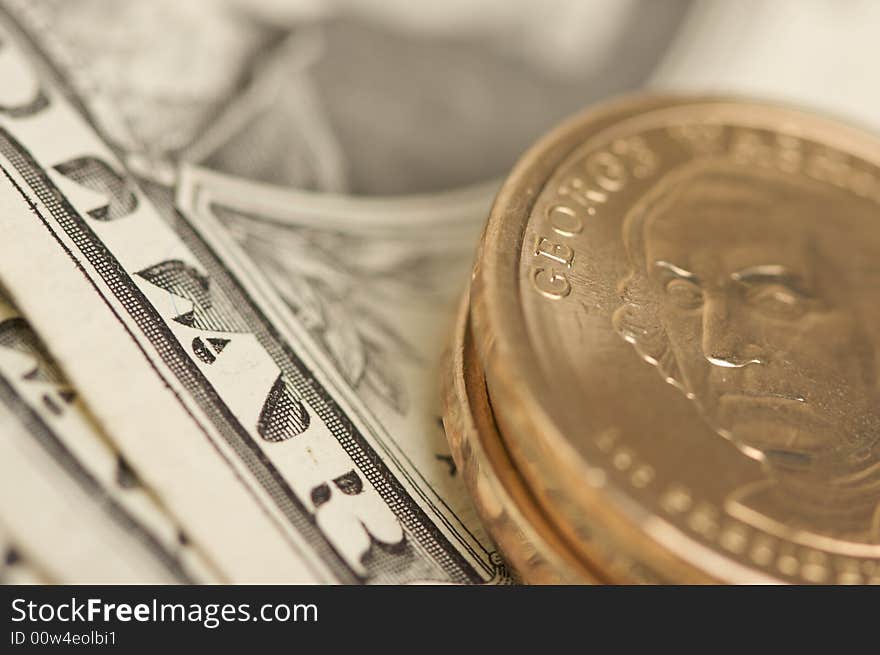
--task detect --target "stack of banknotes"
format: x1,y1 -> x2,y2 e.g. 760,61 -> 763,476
0,0 -> 877,585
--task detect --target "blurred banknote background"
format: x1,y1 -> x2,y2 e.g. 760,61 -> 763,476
0,0 -> 878,583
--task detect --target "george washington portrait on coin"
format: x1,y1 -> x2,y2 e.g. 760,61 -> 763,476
612,157 -> 880,548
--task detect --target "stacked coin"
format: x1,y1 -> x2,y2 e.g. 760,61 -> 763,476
441,94 -> 880,584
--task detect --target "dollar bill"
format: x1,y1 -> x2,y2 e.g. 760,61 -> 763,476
0,9 -> 497,584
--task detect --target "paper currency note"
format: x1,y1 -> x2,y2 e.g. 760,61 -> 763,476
0,289 -> 219,583
0,8 -> 498,584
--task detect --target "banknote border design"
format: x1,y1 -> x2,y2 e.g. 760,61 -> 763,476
0,12 -> 482,584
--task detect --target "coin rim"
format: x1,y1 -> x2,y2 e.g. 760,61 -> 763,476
441,291 -> 606,583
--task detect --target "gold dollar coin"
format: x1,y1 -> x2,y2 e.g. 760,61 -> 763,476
464,94 -> 880,584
